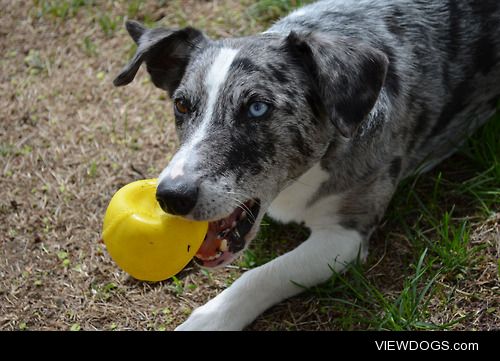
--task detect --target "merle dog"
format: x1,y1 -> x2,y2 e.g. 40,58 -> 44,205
113,0 -> 500,330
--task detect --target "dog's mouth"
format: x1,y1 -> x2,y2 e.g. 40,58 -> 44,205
195,199 -> 260,268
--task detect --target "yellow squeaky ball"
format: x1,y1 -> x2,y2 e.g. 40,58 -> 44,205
102,179 -> 208,282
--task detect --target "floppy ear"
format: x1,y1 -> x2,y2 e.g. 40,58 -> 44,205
113,20 -> 208,95
285,32 -> 388,138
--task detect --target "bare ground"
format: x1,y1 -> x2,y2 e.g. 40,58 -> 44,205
0,0 -> 498,331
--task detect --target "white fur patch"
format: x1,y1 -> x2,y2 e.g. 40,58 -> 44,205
158,48 -> 239,184
169,156 -> 186,179
267,162 -> 332,224
190,47 -> 239,145
158,150 -> 187,183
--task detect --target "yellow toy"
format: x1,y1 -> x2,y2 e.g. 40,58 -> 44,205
102,179 -> 208,281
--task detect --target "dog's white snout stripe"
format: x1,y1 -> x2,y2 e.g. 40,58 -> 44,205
193,47 -> 240,144
158,47 -> 239,185
158,149 -> 187,183
168,154 -> 186,180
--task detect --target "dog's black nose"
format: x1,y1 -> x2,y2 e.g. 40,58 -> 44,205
156,178 -> 199,216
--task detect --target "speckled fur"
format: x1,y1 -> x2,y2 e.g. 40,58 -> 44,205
268,0 -> 500,237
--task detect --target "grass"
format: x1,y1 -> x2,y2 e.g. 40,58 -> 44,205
249,0 -> 315,23
455,112 -> 500,214
0,0 -> 498,331
239,216 -> 310,269
316,249 -> 446,331
32,0 -> 94,20
97,13 -> 121,37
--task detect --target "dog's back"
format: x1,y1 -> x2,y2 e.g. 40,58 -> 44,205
270,0 -> 500,176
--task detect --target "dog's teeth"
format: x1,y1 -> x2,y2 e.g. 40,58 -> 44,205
196,251 -> 224,261
231,221 -> 237,228
240,211 -> 247,220
220,239 -> 228,252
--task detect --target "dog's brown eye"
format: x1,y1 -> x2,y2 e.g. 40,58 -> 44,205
174,99 -> 189,114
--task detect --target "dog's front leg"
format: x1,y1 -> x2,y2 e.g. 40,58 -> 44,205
175,224 -> 364,330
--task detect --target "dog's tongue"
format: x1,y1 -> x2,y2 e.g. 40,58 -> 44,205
196,223 -> 222,258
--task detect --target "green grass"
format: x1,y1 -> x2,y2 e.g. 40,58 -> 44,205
316,249 -> 452,330
418,212 -> 479,279
240,216 -> 309,268
249,0 -> 315,23
389,181 -> 486,281
81,36 -> 98,57
97,13 -> 121,37
32,0 -> 94,20
127,0 -> 144,19
454,112 -> 500,214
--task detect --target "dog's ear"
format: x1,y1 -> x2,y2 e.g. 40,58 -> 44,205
113,20 -> 208,95
285,32 -> 388,138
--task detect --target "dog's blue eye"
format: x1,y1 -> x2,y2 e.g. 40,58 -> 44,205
248,102 -> 269,118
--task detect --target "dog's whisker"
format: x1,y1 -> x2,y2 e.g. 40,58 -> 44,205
227,196 -> 257,222
225,191 -> 254,204
228,198 -> 257,222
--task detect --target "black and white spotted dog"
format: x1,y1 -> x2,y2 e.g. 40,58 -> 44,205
114,0 -> 500,330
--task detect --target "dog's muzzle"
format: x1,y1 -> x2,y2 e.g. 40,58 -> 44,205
156,178 -> 261,268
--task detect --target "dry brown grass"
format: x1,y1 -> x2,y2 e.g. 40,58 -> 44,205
1,0 -> 498,331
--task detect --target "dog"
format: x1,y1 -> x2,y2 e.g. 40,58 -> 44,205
113,0 -> 500,330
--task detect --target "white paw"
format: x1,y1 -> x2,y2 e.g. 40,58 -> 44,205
175,303 -> 243,331
175,267 -> 273,330
174,290 -> 251,331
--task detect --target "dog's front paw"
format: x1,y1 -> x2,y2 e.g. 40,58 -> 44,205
175,295 -> 248,331
175,308 -> 224,331
175,306 -> 243,331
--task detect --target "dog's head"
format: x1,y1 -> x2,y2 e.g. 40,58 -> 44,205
114,21 -> 388,267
